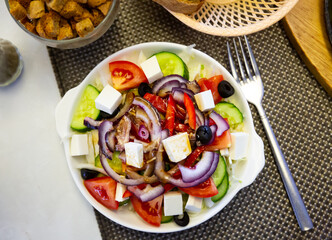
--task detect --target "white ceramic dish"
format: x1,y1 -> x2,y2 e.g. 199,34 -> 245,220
55,42 -> 265,233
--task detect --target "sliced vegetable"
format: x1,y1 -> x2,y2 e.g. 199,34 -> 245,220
143,93 -> 167,114
218,80 -> 234,98
198,75 -> 224,104
211,155 -> 227,187
84,177 -> 119,210
211,172 -> 229,202
165,95 -> 176,135
205,130 -> 232,151
130,195 -> 163,227
127,184 -> 164,202
152,75 -> 188,95
179,178 -> 218,198
80,168 -> 100,180
214,102 -> 243,127
71,84 -> 100,131
209,111 -> 230,136
183,93 -> 196,129
152,52 -> 189,79
109,61 -> 148,91
174,212 -> 190,227
98,121 -> 114,159
161,214 -> 173,223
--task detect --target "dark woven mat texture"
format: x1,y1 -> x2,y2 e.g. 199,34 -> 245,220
48,0 -> 331,239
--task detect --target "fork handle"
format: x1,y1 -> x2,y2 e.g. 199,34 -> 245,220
255,104 -> 313,231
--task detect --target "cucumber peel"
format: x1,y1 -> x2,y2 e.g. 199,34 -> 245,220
214,102 -> 243,127
212,155 -> 227,188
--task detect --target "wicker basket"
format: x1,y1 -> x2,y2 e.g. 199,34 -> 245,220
167,0 -> 299,36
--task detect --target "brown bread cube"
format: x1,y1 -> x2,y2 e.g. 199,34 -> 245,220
9,1 -> 27,21
21,18 -> 37,33
28,1 -> 45,19
97,0 -> 111,16
36,16 -> 53,39
91,9 -> 103,26
87,0 -> 106,8
74,8 -> 93,22
60,1 -> 84,19
69,19 -> 78,37
57,19 -> 74,40
17,0 -> 31,8
73,0 -> 87,3
43,11 -> 61,38
76,18 -> 94,37
46,0 -> 67,12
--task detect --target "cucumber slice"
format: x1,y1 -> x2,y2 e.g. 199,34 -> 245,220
214,102 -> 243,127
212,155 -> 227,188
161,215 -> 173,223
71,84 -> 100,131
211,172 -> 229,203
119,199 -> 130,206
152,52 -> 189,80
95,152 -> 122,174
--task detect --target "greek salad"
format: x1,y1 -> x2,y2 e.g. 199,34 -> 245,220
69,49 -> 249,227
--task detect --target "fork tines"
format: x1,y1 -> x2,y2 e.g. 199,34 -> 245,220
227,36 -> 261,84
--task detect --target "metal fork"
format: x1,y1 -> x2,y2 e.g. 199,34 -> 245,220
227,36 -> 313,231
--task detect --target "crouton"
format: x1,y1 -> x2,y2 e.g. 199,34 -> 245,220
60,1 -> 84,19
46,0 -> 67,12
74,8 -> 93,22
69,19 -> 78,37
28,1 -> 45,19
76,18 -> 94,37
97,0 -> 111,16
21,18 -> 37,33
17,0 -> 31,8
9,1 -> 27,21
91,9 -> 103,26
36,16 -> 52,39
73,0 -> 87,3
43,11 -> 61,38
57,19 -> 74,40
87,0 -> 106,8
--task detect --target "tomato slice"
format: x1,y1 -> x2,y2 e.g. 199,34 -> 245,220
123,190 -> 132,198
84,177 -> 119,210
109,61 -> 147,91
130,195 -> 163,227
184,146 -> 205,167
165,95 -> 176,135
198,75 -> 224,104
143,93 -> 167,113
183,93 -> 196,129
205,130 -> 232,151
179,178 -> 218,198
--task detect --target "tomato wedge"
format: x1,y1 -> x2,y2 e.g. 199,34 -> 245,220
179,178 -> 218,198
143,93 -> 167,113
165,95 -> 176,135
84,177 -> 119,210
183,93 -> 196,129
109,61 -> 147,91
130,195 -> 163,227
198,75 -> 224,104
205,130 -> 232,151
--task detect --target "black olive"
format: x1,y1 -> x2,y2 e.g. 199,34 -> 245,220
81,169 -> 99,180
99,107 -> 120,119
196,125 -> 212,145
218,80 -> 235,98
174,212 -> 190,227
138,82 -> 152,97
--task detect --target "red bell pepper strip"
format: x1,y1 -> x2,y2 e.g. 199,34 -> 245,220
165,95 -> 176,135
143,93 -> 167,113
123,190 -> 133,198
183,93 -> 196,129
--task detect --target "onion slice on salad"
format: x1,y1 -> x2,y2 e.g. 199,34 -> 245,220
108,92 -> 135,122
105,130 -> 116,152
84,117 -> 101,129
195,108 -> 204,127
152,75 -> 188,95
157,80 -> 180,97
154,145 -> 219,188
178,151 -> 215,183
127,184 -> 164,202
100,152 -> 146,186
209,111 -> 230,136
126,170 -> 158,184
138,124 -> 149,141
207,124 -> 217,145
98,121 -> 114,159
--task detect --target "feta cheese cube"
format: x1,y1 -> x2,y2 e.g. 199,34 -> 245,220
124,142 -> 144,168
70,134 -> 89,156
229,132 -> 249,160
194,90 -> 215,112
162,132 -> 192,163
115,183 -> 128,202
185,195 -> 203,213
95,84 -> 122,115
204,197 -> 215,208
140,56 -> 163,84
163,191 -> 183,216
220,148 -> 229,157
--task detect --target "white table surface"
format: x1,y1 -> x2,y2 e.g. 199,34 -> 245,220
0,2 -> 102,240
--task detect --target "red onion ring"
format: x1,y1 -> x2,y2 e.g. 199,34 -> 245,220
98,121 -> 114,159
207,124 -> 217,145
84,117 -> 101,129
127,184 -> 164,202
209,111 -> 230,136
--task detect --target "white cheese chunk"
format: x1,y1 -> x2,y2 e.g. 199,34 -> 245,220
162,132 -> 192,163
194,90 -> 215,112
95,84 -> 122,115
229,132 -> 249,160
115,183 -> 128,202
124,142 -> 144,168
140,56 -> 163,84
70,134 -> 89,156
163,191 -> 183,216
204,197 -> 215,208
185,195 -> 203,213
220,148 -> 229,157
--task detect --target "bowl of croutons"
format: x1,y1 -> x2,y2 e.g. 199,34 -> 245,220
6,0 -> 120,49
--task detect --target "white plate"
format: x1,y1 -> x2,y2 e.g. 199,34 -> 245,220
55,42 -> 265,233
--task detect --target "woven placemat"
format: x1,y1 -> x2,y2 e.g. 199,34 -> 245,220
48,0 -> 331,239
